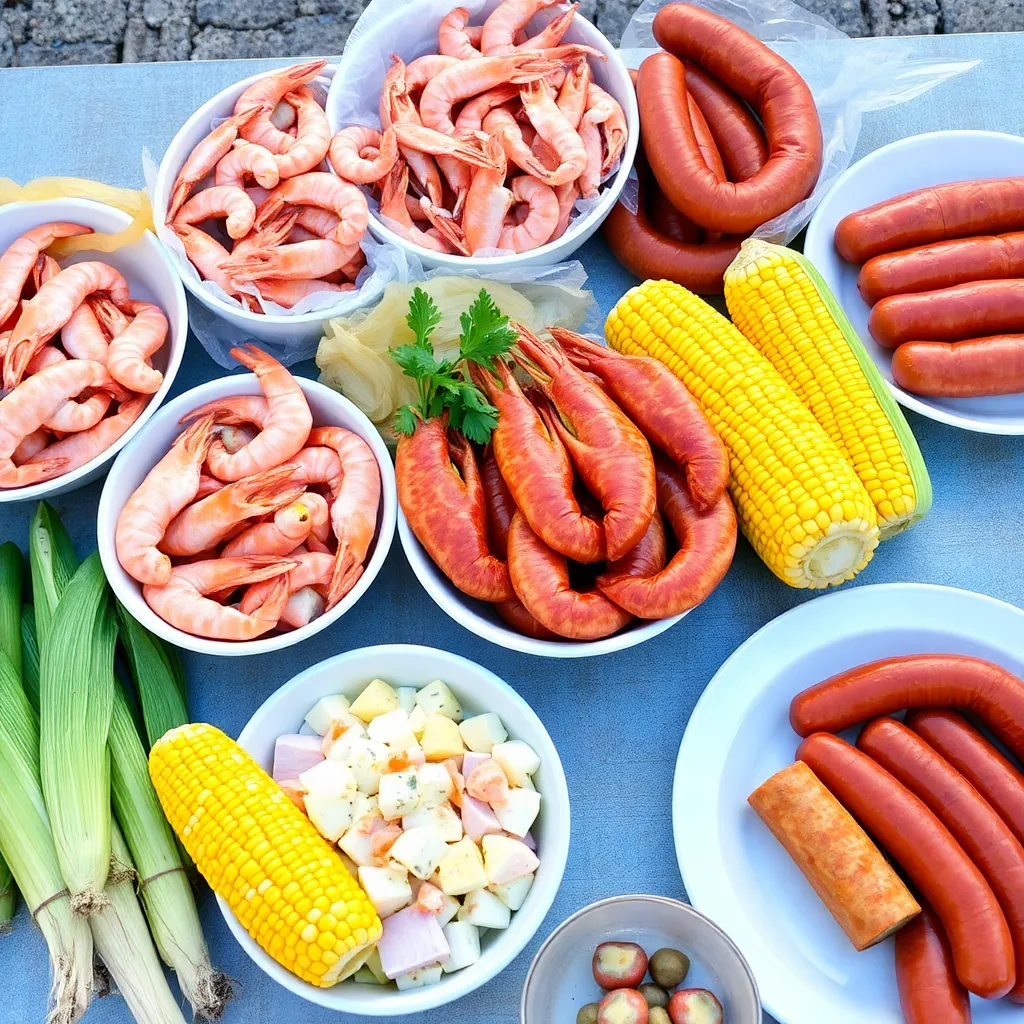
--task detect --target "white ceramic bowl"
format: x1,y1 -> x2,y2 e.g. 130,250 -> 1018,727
804,129 -> 1024,435
327,0 -> 639,270
397,508 -> 684,658
97,374 -> 396,656
0,197 -> 187,503
521,895 -> 761,1023
153,64 -> 387,350
232,643 -> 571,1015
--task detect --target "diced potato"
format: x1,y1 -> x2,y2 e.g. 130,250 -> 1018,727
458,888 -> 511,930
365,948 -> 389,985
492,740 -> 540,787
481,834 -> 540,886
437,837 -> 489,896
416,680 -> 463,721
403,802 -> 463,843
421,714 -> 465,762
489,872 -> 534,911
493,787 -> 541,838
437,892 -> 460,927
350,679 -> 400,722
299,758 -> 358,799
417,763 -> 454,809
339,819 -> 380,867
368,708 -> 418,750
303,791 -> 357,842
389,826 -> 449,880
331,733 -> 389,795
409,704 -> 429,739
441,921 -> 482,973
395,964 -> 443,990
379,769 -> 420,820
358,864 -> 413,919
396,686 -> 418,713
459,713 -> 508,753
304,694 -> 351,735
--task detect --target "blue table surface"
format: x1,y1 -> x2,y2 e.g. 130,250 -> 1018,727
2,31 -> 1024,1024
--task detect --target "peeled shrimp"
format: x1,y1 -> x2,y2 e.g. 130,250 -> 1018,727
143,556 -> 297,641
254,173 -> 369,248
0,223 -> 92,327
173,184 -> 257,240
482,107 -> 552,179
172,225 -> 257,311
114,414 -> 216,585
203,345 -> 312,481
223,238 -> 357,283
499,176 -> 559,252
215,141 -> 280,190
234,60 -> 327,155
438,6 -> 482,59
480,0 -> 563,55
273,87 -> 331,179
519,78 -> 588,186
105,299 -> 168,395
3,262 -> 130,389
222,494 -> 321,556
328,126 -> 398,184
463,135 -> 513,255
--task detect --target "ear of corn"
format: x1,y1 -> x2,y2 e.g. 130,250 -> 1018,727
150,723 -> 383,987
0,542 -> 24,930
28,501 -> 78,652
606,280 -> 879,589
724,239 -> 931,540
20,604 -> 40,712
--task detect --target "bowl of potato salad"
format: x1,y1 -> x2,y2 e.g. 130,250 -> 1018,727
233,644 -> 571,1015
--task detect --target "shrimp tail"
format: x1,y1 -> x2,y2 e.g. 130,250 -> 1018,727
220,247 -> 281,283
419,204 -> 471,256
325,546 -> 365,611
0,456 -> 71,489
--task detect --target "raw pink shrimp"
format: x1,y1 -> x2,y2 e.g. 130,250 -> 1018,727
254,173 -> 369,248
454,83 -> 520,137
480,0 -> 563,54
25,345 -> 66,374
519,78 -> 588,186
499,176 -> 559,251
273,87 -> 331,179
223,238 -> 356,283
61,300 -> 109,361
203,345 -> 312,481
308,425 -> 381,608
234,60 -> 327,155
584,82 -> 627,172
378,162 -> 451,254
160,463 -> 305,556
577,118 -> 602,198
551,181 -> 579,239
43,388 -> 114,433
115,414 -> 216,584
466,759 -> 510,804
290,445 -> 343,494
516,2 -> 579,51
404,55 -> 461,93
105,300 -> 168,395
556,57 -> 590,129
171,225 -> 256,311
482,107 -> 552,179
12,428 -> 51,465
463,134 -> 513,254
256,278 -> 353,308
328,126 -> 398,184
438,7 -> 482,59
167,107 -> 263,220
173,184 -> 257,240
390,124 -> 495,168
143,556 -> 297,640
195,473 -> 223,500
183,394 -> 269,429
0,223 -> 92,326
222,494 -> 317,556
381,61 -> 446,208
215,141 -> 280,190
238,550 -> 334,614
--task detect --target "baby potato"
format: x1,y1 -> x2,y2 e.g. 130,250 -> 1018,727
649,948 -> 691,989
598,989 -> 649,1024
593,941 -> 649,990
667,989 -> 723,1024
649,1010 -> 671,1024
639,984 -> 670,1009
577,1004 -> 600,1024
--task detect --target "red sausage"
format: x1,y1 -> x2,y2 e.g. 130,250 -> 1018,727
797,732 -> 1015,999
494,598 -> 559,641
858,231 -> 1024,304
687,92 -> 726,182
868,280 -> 1024,348
648,185 -> 702,244
790,654 -> 1024,763
907,709 -> 1024,852
859,717 -> 1024,1002
892,335 -> 1024,398
895,903 -> 972,1024
835,177 -> 1024,264
639,5 -> 822,235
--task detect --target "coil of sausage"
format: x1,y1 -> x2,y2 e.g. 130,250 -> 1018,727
896,903 -> 972,1024
892,335 -> 1024,398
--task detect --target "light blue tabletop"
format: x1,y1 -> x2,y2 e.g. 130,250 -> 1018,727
2,32 -> 1024,1024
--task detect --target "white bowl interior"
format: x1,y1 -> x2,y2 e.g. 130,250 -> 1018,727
397,508 -> 685,658
673,583 -> 1024,1024
521,895 -> 761,1024
327,0 -> 639,270
97,374 -> 396,656
0,197 -> 187,502
803,130 -> 1024,435
232,644 -> 571,1016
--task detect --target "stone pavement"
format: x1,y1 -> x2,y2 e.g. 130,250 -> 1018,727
0,0 -> 1022,67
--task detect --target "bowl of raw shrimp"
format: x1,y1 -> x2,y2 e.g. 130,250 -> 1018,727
96,357 -> 397,657
0,197 -> 187,502
326,0 -> 639,268
152,61 -> 393,350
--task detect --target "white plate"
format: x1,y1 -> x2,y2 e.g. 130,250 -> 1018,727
672,582 -> 1024,1024
804,130 -> 1024,435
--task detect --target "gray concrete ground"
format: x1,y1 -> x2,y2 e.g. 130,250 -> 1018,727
1,0 -> 1023,66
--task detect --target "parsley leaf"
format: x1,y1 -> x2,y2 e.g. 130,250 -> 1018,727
393,405 -> 418,437
459,289 -> 518,370
406,286 -> 441,349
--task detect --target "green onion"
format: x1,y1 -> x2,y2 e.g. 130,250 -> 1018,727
19,604 -> 40,712
0,646 -> 94,1022
39,553 -> 116,915
0,542 -> 24,932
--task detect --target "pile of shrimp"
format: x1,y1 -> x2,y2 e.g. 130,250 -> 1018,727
115,344 -> 382,641
0,223 -> 168,489
167,61 -> 370,312
334,0 -> 628,256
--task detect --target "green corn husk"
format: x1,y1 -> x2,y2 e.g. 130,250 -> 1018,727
0,542 -> 24,932
29,502 -> 78,653
0,647 -> 94,1023
20,604 -> 40,712
40,553 -> 116,915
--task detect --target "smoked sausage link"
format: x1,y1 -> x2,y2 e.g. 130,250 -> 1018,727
789,653 -> 1024,764
835,176 -> 1024,263
895,903 -> 972,1024
797,732 -> 1015,999
892,335 -> 1024,398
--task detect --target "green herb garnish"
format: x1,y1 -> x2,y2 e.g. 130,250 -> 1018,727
392,286 -> 517,444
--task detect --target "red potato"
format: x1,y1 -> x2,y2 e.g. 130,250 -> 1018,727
598,989 -> 649,1024
593,942 -> 649,990
667,989 -> 723,1024
892,335 -> 1024,398
895,904 -> 971,1024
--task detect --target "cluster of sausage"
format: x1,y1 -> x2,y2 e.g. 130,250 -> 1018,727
791,653 -> 1024,1022
603,3 -> 822,293
835,177 -> 1024,398
395,327 -> 737,642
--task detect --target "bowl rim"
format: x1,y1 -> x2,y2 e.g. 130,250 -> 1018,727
96,373 -> 397,656
229,642 -> 572,1015
0,197 -> 187,503
519,894 -> 762,1024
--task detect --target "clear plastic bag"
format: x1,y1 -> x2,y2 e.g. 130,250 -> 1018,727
618,0 -> 978,241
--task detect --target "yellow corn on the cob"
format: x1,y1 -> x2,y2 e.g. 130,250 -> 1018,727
149,723 -> 381,987
606,280 -> 879,589
724,239 -> 931,539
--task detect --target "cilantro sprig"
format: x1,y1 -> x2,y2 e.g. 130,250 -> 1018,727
392,287 -> 516,444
